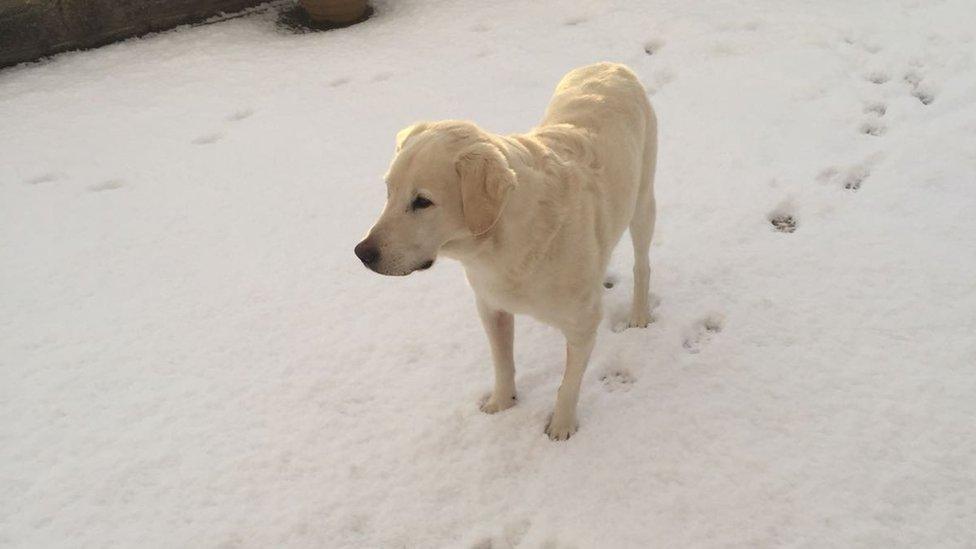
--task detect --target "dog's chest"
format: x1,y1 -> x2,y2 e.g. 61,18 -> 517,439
466,269 -> 541,313
464,268 -> 580,326
467,279 -> 515,310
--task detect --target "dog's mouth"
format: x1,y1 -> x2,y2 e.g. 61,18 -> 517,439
368,258 -> 435,276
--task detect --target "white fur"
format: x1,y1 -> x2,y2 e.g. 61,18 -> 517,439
358,63 -> 657,440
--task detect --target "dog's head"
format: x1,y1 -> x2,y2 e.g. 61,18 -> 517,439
355,121 -> 517,276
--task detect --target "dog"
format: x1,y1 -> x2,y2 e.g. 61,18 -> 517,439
355,62 -> 657,440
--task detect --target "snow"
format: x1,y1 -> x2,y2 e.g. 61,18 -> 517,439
2,0 -> 976,546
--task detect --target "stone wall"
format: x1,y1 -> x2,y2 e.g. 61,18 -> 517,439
0,0 -> 268,69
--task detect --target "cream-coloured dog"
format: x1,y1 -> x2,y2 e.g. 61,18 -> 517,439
355,62 -> 656,440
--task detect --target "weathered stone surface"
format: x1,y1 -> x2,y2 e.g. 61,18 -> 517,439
0,0 -> 268,69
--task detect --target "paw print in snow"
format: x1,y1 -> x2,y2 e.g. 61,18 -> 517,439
683,315 -> 724,354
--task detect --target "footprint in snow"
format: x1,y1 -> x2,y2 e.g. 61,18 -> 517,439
769,212 -> 797,233
863,101 -> 887,116
329,77 -> 350,87
865,71 -> 889,85
843,167 -> 870,191
818,162 -> 873,192
816,167 -> 839,183
89,179 -> 124,192
903,70 -> 923,87
903,70 -> 936,105
859,119 -> 886,136
192,132 -> 223,145
26,173 -> 59,185
563,15 -> 590,26
683,315 -> 724,354
193,110 -> 253,146
601,370 -> 636,392
911,87 -> 935,105
643,38 -> 665,55
226,108 -> 254,122
843,35 -> 882,54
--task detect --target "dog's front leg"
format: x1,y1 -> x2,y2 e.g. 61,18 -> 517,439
476,298 -> 517,414
546,312 -> 599,440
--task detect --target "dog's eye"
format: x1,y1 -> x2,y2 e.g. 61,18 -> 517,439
411,196 -> 434,210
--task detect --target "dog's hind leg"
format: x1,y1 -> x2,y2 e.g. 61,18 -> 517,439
628,127 -> 657,328
476,298 -> 517,414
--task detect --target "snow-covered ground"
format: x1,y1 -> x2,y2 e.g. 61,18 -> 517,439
2,0 -> 976,546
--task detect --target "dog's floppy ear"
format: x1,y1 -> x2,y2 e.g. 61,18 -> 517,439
455,141 -> 517,236
395,122 -> 429,152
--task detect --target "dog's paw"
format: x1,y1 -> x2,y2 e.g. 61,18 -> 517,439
611,294 -> 660,332
544,415 -> 578,441
479,393 -> 516,414
628,310 -> 653,329
611,312 -> 654,332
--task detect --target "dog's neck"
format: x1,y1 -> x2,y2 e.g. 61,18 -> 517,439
441,129 -> 581,281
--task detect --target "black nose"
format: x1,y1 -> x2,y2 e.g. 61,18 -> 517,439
354,240 -> 380,266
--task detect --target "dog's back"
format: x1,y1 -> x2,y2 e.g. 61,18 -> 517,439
534,62 -> 656,268
541,63 -> 652,150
